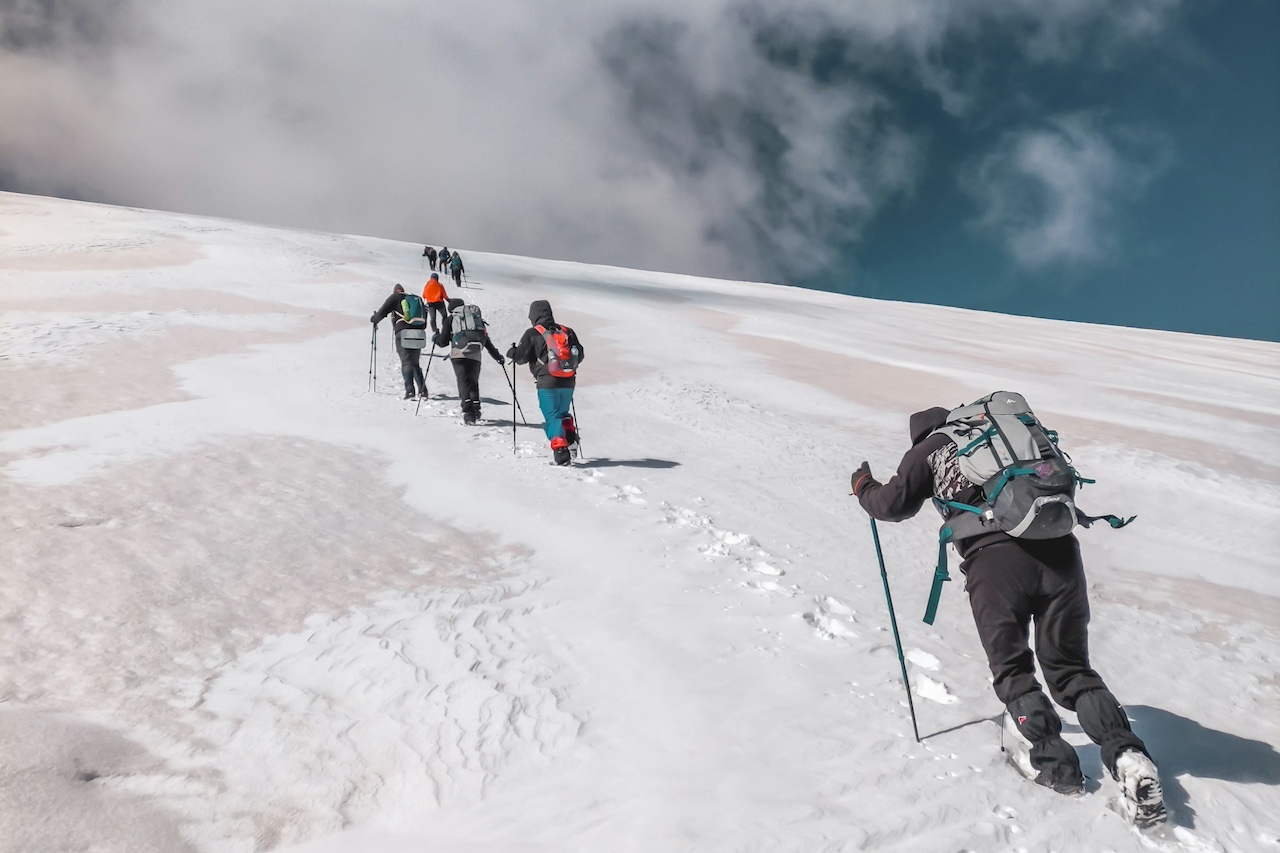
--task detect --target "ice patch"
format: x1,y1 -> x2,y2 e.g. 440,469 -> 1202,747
906,649 -> 940,671
915,675 -> 959,705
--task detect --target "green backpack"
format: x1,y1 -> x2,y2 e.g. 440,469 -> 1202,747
399,294 -> 427,327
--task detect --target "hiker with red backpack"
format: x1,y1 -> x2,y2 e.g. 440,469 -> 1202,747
508,300 -> 584,466
370,284 -> 429,399
432,298 -> 505,425
849,393 -> 1165,828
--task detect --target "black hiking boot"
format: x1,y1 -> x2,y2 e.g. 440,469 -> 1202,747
553,447 -> 572,466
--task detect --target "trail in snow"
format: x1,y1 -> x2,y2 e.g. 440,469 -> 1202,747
1,191 -> 1278,853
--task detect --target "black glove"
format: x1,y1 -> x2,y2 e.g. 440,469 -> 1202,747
493,355 -> 505,366
506,346 -> 516,361
370,313 -> 378,324
851,461 -> 873,496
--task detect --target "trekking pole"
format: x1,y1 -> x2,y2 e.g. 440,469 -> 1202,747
871,518 -> 920,743
417,343 -> 437,415
368,326 -> 376,392
571,400 -> 584,460
505,357 -> 517,456
500,358 -> 527,425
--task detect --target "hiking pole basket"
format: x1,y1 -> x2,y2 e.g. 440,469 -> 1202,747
871,518 -> 921,743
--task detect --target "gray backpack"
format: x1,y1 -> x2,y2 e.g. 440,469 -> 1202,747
922,391 -> 1133,623
450,303 -> 486,354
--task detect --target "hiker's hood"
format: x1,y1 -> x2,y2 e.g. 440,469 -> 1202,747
446,298 -> 465,310
393,284 -> 405,293
528,300 -> 555,326
910,407 -> 951,445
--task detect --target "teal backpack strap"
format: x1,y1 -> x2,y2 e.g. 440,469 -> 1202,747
1076,509 -> 1136,529
923,525 -> 953,625
923,502 -> 994,625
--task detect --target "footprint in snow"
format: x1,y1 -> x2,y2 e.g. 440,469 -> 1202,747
743,559 -> 783,577
744,578 -> 793,595
615,485 -> 647,505
803,610 -> 858,640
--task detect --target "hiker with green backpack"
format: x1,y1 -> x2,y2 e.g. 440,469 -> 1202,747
432,298 -> 505,425
850,392 -> 1166,828
370,284 -> 429,400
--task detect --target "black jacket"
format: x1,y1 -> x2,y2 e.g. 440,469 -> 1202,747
371,290 -> 425,335
857,407 -> 1020,562
508,300 -> 585,390
433,298 -> 504,362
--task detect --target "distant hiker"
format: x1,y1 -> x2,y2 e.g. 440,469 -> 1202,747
449,251 -> 465,287
850,393 -> 1165,827
508,300 -> 584,466
422,245 -> 438,271
370,283 -> 429,400
439,247 -> 452,275
433,298 -> 504,425
421,273 -> 450,334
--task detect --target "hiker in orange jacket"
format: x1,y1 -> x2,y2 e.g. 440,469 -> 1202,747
422,273 -> 449,334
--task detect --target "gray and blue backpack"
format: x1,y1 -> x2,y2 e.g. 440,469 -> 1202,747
923,391 -> 1134,623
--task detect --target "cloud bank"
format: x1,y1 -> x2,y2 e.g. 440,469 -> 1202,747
0,0 -> 1185,282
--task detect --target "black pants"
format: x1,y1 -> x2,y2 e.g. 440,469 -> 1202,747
427,301 -> 448,333
452,268 -> 462,287
966,538 -> 1146,775
395,333 -> 426,395
451,358 -> 482,415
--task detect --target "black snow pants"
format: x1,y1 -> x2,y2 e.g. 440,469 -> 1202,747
964,538 -> 1148,779
395,333 -> 426,396
427,301 -> 449,334
451,357 -> 482,416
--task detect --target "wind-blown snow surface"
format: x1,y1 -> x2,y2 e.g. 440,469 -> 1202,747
2,191 -> 1278,853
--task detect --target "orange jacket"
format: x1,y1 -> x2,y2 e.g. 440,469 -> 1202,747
423,279 -> 448,304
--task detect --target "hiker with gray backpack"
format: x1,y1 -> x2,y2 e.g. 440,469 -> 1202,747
850,392 -> 1166,828
370,284 -> 429,400
432,298 -> 505,425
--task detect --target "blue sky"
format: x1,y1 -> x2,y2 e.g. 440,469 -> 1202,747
1,0 -> 1276,341
802,0 -> 1280,341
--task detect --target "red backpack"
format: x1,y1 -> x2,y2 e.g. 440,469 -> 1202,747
535,324 -> 580,378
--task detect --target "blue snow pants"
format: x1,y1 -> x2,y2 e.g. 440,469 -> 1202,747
537,387 -> 575,441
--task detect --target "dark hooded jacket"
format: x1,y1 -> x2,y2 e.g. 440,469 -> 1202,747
857,406 -> 1023,562
509,300 -> 585,389
371,286 -> 425,335
433,298 -> 504,362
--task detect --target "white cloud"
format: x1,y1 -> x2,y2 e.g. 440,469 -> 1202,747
0,0 -> 1185,282
964,115 -> 1171,267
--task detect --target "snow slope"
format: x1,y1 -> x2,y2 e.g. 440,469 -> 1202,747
1,190 -> 1278,853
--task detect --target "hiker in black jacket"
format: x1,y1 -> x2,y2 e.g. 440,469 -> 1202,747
422,245 -> 438,271
851,407 -> 1164,821
370,284 -> 428,399
508,300 -> 584,466
432,298 -> 504,425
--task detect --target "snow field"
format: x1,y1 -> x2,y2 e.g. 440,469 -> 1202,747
1,191 -> 1278,852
